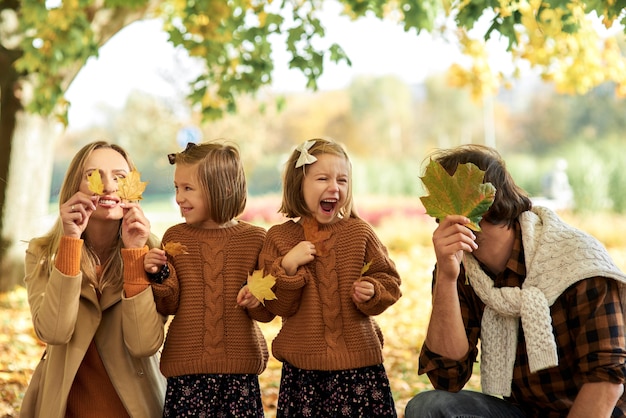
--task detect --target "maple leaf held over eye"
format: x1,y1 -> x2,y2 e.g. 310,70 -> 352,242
420,160 -> 496,232
118,170 -> 148,201
247,270 -> 277,305
87,170 -> 104,195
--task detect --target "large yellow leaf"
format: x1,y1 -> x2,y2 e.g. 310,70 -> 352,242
87,170 -> 104,195
420,160 -> 496,232
118,170 -> 148,201
247,270 -> 277,306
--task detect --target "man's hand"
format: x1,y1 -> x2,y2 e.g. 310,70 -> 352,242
432,215 -> 478,282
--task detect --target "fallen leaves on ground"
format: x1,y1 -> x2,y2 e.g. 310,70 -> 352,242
0,240 -> 477,417
0,288 -> 43,418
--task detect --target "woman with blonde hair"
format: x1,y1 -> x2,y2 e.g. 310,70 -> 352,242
21,141 -> 166,418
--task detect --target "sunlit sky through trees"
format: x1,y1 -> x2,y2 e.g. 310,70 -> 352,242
65,1 -> 519,131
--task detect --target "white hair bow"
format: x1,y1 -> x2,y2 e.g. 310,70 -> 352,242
295,140 -> 318,168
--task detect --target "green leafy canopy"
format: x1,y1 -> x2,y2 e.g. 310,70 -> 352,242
420,159 -> 496,231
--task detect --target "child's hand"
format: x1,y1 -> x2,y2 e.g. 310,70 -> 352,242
281,240 -> 316,275
144,248 -> 167,274
352,279 -> 375,304
237,285 -> 260,309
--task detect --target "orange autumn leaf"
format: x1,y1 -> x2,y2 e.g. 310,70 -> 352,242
162,241 -> 188,256
247,270 -> 277,305
118,170 -> 148,201
87,170 -> 104,195
301,217 -> 331,256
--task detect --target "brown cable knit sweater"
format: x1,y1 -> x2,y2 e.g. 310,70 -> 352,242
259,216 -> 402,371
151,221 -> 272,377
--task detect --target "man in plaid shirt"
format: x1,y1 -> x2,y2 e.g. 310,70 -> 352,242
406,145 -> 626,418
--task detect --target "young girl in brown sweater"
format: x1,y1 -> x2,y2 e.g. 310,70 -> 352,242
260,138 -> 402,416
144,141 -> 272,417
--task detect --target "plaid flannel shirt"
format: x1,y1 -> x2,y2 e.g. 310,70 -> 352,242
419,221 -> 626,417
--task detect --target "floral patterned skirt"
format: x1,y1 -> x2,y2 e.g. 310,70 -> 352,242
276,362 -> 397,417
163,373 -> 264,418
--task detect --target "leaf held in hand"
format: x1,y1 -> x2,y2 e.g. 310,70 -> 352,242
87,170 -> 104,195
118,170 -> 148,201
247,270 -> 277,305
301,217 -> 332,256
162,241 -> 188,256
420,160 -> 496,231
361,260 -> 372,275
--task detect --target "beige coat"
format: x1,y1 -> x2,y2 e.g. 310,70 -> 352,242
21,242 -> 167,418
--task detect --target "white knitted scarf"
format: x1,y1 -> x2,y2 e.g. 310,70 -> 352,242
463,206 -> 626,397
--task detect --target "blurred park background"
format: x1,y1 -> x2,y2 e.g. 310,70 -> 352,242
3,1 -> 626,416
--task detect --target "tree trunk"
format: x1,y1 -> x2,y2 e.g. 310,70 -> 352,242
0,42 -> 24,292
0,107 -> 59,292
0,4 -> 156,292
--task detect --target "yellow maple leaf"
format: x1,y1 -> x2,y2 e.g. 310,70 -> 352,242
87,170 -> 104,195
162,241 -> 188,256
118,170 -> 148,201
247,270 -> 277,305
361,260 -> 372,275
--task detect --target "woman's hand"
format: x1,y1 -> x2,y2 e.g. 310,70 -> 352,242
120,202 -> 151,249
61,193 -> 98,239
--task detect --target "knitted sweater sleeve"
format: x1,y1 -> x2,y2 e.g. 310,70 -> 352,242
54,236 -> 83,276
149,228 -> 180,315
260,224 -> 308,317
355,224 -> 402,316
122,246 -> 151,297
148,261 -> 179,315
246,303 -> 276,323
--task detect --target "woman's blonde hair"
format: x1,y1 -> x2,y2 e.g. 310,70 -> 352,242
279,138 -> 357,219
30,141 -> 159,291
169,140 -> 247,224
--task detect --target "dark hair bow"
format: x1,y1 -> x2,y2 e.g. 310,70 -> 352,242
168,142 -> 197,165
